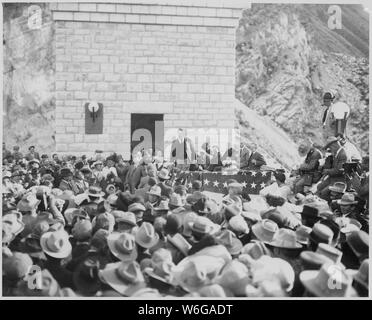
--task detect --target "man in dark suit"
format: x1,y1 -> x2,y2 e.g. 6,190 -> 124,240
25,146 -> 40,161
317,137 -> 347,201
170,128 -> 196,170
293,143 -> 323,194
239,142 -> 266,170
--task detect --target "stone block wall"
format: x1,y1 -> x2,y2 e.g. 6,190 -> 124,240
52,2 -> 244,158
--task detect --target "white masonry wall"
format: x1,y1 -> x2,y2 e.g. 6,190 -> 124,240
52,2 -> 244,159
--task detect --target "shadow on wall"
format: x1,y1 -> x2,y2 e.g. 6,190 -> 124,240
3,3 -> 55,154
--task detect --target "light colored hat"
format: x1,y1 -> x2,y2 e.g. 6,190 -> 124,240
217,260 -> 250,296
86,186 -> 105,198
295,225 -> 312,245
92,212 -> 116,233
131,288 -> 162,297
93,160 -> 103,167
229,215 -> 249,234
40,230 -> 72,259
146,185 -> 162,197
167,233 -> 192,257
268,228 -> 302,250
329,182 -> 347,194
182,211 -> 198,237
17,194 -> 41,212
340,219 -> 362,234
172,257 -> 221,293
300,263 -> 357,297
250,256 -> 295,292
198,284 -> 226,297
251,219 -> 279,243
228,182 -> 243,189
128,203 -> 146,213
100,261 -> 146,296
153,200 -> 170,212
169,193 -> 184,208
151,248 -> 173,266
316,243 -> 343,265
241,241 -> 272,260
188,216 -> 220,236
309,223 -> 334,245
64,208 -> 89,226
215,229 -> 243,256
107,232 -> 138,262
337,193 -> 358,206
135,222 -> 159,249
158,168 -> 170,180
3,252 -> 33,281
114,211 -> 137,227
145,261 -> 175,285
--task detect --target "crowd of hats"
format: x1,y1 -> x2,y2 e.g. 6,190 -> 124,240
1,148 -> 369,298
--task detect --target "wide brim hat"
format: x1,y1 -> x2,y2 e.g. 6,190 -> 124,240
135,228 -> 159,249
300,269 -> 357,297
158,169 -> 170,180
146,188 -> 162,197
86,187 -> 105,198
172,255 -> 225,293
267,237 -> 302,250
188,220 -> 220,236
337,197 -> 358,206
16,197 -> 41,212
29,159 -> 40,165
99,262 -> 146,296
40,231 -> 72,259
107,232 -> 138,262
166,234 -> 192,257
329,183 -> 346,193
251,221 -> 278,243
144,264 -> 174,286
299,251 -> 333,270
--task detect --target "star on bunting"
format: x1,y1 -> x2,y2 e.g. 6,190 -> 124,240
203,178 -> 210,186
213,180 -> 219,187
251,182 -> 257,189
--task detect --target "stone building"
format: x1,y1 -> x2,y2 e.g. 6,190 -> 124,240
52,1 -> 246,159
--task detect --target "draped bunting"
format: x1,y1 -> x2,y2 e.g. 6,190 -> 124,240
172,170 -> 272,195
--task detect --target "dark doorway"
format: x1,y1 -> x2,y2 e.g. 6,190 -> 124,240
131,113 -> 164,159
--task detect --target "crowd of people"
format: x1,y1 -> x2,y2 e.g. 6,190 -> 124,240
2,133 -> 369,298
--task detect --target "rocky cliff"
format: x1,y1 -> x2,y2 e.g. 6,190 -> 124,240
3,3 -> 55,154
236,3 -> 369,161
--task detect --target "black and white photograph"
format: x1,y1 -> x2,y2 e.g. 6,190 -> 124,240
1,1 -> 370,301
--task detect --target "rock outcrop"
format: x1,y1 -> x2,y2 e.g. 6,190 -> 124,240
236,3 -> 369,156
3,3 -> 55,154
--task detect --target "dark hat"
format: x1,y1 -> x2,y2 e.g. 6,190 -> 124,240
266,209 -> 287,228
74,161 -> 84,171
164,214 -> 182,235
309,223 -> 334,245
346,231 -> 369,258
73,257 -> 102,296
300,251 -> 333,270
60,167 -> 73,177
323,91 -> 335,100
301,205 -> 320,226
28,146 -> 35,150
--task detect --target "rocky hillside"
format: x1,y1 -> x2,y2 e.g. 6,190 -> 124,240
3,3 -> 55,154
236,3 -> 369,159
